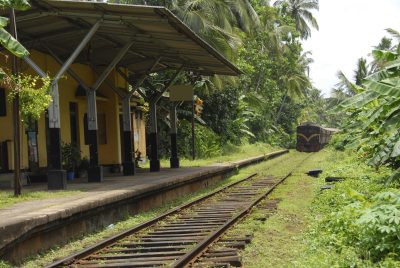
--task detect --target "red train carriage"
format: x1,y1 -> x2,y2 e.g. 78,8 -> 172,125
296,122 -> 337,152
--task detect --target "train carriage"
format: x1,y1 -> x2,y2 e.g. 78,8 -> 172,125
296,122 -> 337,152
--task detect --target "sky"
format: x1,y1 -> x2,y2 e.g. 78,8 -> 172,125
302,0 -> 400,97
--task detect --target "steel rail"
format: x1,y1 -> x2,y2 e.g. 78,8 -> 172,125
171,173 -> 292,268
172,153 -> 314,267
46,174 -> 259,268
46,149 -> 289,268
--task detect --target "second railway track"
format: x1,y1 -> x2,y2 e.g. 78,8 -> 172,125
48,154 -> 311,268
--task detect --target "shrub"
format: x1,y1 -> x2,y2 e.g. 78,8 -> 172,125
302,149 -> 400,266
177,120 -> 222,158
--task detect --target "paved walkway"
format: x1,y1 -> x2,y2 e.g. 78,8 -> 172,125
0,151 -> 287,253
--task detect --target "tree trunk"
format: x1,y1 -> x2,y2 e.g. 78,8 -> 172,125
274,88 -> 289,125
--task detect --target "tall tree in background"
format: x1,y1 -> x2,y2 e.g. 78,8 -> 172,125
274,0 -> 319,39
354,57 -> 369,86
115,0 -> 319,149
170,0 -> 260,58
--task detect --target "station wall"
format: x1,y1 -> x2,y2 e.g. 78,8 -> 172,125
0,50 -> 146,171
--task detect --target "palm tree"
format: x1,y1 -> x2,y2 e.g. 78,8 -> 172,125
275,71 -> 311,123
274,0 -> 319,40
375,37 -> 392,51
298,50 -> 314,77
169,0 -> 260,58
118,0 -> 260,58
354,57 -> 369,86
334,70 -> 359,97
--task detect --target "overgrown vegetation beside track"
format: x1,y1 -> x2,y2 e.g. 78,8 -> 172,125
237,148 -> 400,267
224,148 -> 400,267
297,149 -> 400,267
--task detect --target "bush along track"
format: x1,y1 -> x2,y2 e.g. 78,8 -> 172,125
220,149 -> 399,267
297,149 -> 400,267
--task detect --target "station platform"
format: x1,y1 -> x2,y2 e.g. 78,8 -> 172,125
0,150 -> 288,263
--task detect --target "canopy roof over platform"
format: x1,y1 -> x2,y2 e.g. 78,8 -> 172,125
2,0 -> 241,76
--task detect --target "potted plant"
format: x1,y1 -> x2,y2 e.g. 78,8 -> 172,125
61,142 -> 81,180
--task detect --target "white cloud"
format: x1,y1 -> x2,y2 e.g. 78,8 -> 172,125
302,0 -> 400,97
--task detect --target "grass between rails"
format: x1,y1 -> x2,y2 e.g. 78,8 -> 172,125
11,148 -> 292,268
231,150 -> 331,267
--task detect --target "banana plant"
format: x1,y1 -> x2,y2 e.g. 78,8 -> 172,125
337,44 -> 400,182
0,0 -> 30,59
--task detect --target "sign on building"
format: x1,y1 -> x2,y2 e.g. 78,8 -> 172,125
169,85 -> 194,101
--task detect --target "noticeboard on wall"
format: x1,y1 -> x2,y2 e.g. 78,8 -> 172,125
169,85 -> 194,101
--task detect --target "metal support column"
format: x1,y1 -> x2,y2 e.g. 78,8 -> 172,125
170,102 -> 180,168
149,100 -> 159,171
86,89 -> 103,182
23,20 -> 101,188
122,97 -> 135,175
148,66 -> 183,172
87,41 -> 133,182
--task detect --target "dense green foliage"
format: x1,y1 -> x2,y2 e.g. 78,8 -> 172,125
6,74 -> 52,124
333,29 -> 400,182
311,29 -> 400,266
118,0 -> 325,157
299,150 -> 400,267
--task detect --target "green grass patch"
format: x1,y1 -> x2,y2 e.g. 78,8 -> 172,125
0,190 -> 81,209
143,142 -> 278,168
235,150 -> 332,267
16,150 -> 291,268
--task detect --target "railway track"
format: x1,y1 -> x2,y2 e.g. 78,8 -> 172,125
48,154 -> 309,268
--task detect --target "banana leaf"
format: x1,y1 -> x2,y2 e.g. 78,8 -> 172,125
365,69 -> 390,82
391,139 -> 400,157
372,49 -> 398,63
0,0 -> 30,10
383,58 -> 400,70
0,27 -> 29,57
363,79 -> 400,98
361,106 -> 383,130
338,90 -> 380,109
0,16 -> 8,27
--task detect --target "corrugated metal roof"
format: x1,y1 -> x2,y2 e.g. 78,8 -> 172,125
2,0 -> 241,76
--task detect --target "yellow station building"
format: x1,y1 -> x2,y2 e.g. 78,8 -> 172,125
1,50 -> 146,173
